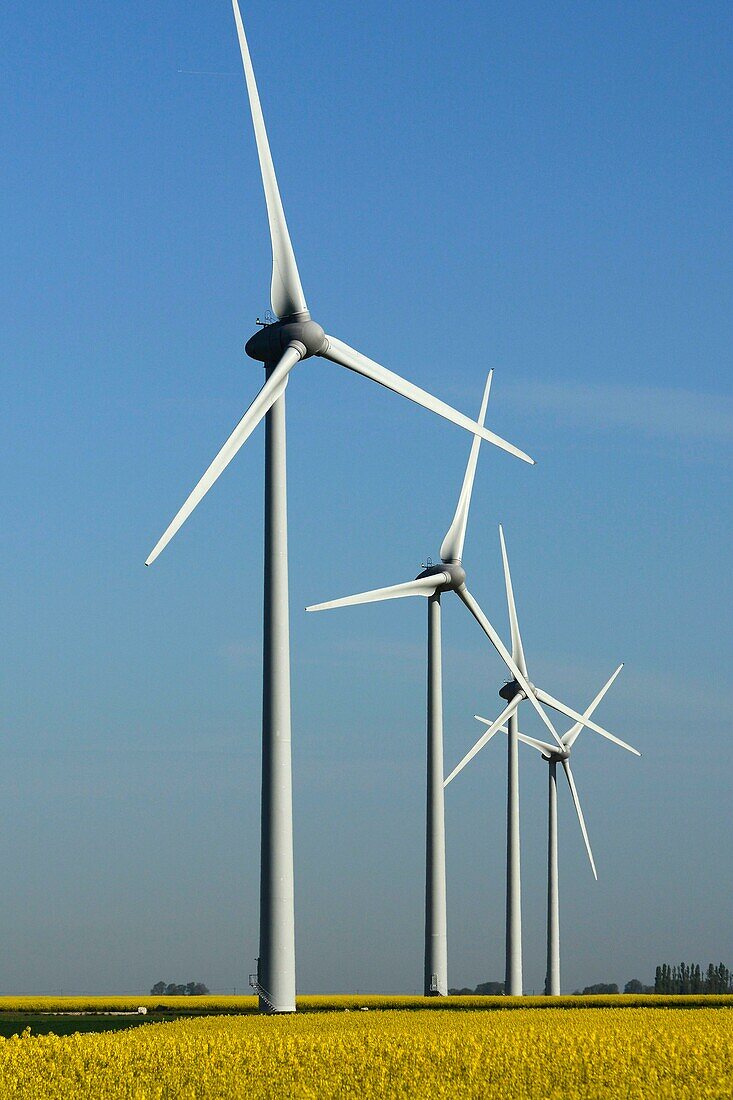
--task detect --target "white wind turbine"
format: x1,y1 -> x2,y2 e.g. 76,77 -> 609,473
145,1 -> 535,1014
307,373 -> 568,996
452,667 -> 633,996
513,666 -> 630,995
444,526 -> 640,995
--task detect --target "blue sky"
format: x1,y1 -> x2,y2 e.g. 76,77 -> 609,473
1,0 -> 731,994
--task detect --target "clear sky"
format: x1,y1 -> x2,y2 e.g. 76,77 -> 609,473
2,0 -> 731,995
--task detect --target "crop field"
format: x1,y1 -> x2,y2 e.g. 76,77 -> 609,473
0,1007 -> 731,1098
1,992 -> 732,1014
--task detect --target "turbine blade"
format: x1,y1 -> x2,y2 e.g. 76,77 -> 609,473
320,336 -> 534,464
490,722 -> 557,756
306,574 -> 446,612
444,695 -> 522,787
145,346 -> 301,566
564,664 -> 624,749
231,0 -> 307,319
535,686 -> 640,756
456,586 -> 564,750
562,760 -> 597,879
498,525 -> 528,678
439,370 -> 493,563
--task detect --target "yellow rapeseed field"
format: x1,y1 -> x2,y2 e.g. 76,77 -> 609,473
0,1008 -> 731,1099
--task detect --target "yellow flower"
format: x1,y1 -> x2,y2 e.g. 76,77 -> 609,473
0,1004 -> 731,1098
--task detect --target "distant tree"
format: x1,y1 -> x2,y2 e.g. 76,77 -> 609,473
624,979 -> 644,994
711,962 -> 730,994
449,981 -> 505,995
581,984 -> 619,995
152,980 -> 211,996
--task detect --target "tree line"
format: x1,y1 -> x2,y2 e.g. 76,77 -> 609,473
449,963 -> 732,997
448,982 -> 505,995
653,963 -> 732,995
150,981 -> 210,996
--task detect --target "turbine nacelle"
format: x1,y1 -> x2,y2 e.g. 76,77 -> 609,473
245,315 -> 328,363
499,678 -> 529,702
417,561 -> 466,591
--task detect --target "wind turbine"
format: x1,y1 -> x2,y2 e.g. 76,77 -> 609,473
145,1 -> 535,1015
306,373 -> 563,996
451,667 -> 635,996
444,526 -> 640,996
519,666 -> 631,995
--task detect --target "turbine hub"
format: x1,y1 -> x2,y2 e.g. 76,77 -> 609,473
550,749 -> 571,763
245,314 -> 327,363
416,561 -> 466,591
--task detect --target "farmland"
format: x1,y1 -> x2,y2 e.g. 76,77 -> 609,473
1,993 -> 732,1015
0,1005 -> 731,1098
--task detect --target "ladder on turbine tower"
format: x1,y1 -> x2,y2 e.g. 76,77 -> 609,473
249,961 -> 278,1013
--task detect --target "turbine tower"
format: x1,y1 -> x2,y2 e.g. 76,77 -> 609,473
306,375 -> 564,996
511,666 -> 633,995
145,1 -> 535,1014
444,526 -> 640,996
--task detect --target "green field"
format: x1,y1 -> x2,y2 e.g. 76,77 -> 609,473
0,1013 -> 177,1039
